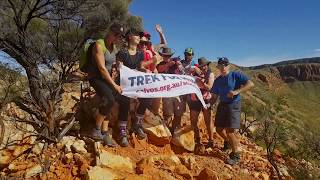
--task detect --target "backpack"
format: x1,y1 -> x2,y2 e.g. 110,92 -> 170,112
79,39 -> 107,73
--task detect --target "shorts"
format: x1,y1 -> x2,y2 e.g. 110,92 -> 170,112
89,78 -> 116,116
188,100 -> 211,112
215,101 -> 241,129
162,96 -> 186,117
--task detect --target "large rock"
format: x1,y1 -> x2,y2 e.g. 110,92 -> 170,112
137,154 -> 181,174
179,156 -> 196,170
99,150 -> 135,173
25,164 -> 42,178
197,168 -> 219,180
1,103 -> 36,150
58,136 -> 87,154
0,150 -> 12,169
171,125 -> 195,152
86,166 -> 116,180
143,111 -> 172,146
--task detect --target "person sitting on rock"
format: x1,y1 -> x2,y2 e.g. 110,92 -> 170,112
189,57 -> 215,153
85,23 -> 124,146
211,57 -> 254,165
156,47 -> 185,133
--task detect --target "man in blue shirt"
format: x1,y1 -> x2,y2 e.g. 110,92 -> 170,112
211,57 -> 254,165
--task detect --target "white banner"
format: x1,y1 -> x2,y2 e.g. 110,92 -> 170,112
120,65 -> 207,108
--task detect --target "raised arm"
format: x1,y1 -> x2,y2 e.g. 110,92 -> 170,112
156,24 -> 167,45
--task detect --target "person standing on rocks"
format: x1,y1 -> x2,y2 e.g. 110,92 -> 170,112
116,28 -> 153,147
156,47 -> 184,133
86,23 -> 124,146
211,57 -> 254,165
189,57 -> 215,153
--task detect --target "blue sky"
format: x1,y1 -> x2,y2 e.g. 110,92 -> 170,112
129,0 -> 320,66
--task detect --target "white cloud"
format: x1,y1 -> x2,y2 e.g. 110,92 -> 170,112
314,49 -> 320,52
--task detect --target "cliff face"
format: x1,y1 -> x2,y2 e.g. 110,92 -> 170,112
248,57 -> 320,82
276,63 -> 320,82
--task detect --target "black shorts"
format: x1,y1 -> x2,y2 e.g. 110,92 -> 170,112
89,78 -> 116,116
215,101 -> 241,129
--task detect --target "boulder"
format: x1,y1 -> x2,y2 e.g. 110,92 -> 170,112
197,168 -> 219,180
99,150 -> 135,173
142,111 -> 172,146
25,164 -> 42,178
59,136 -> 87,154
137,155 -> 181,174
171,125 -> 195,152
179,156 -> 196,170
174,165 -> 193,179
0,150 -> 12,169
32,142 -> 45,155
71,140 -> 87,154
259,173 -> 269,180
86,166 -> 116,180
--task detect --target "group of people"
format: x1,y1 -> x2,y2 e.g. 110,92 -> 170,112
84,23 -> 254,165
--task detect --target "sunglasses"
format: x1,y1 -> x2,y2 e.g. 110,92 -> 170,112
184,52 -> 193,56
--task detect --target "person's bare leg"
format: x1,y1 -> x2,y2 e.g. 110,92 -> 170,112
102,120 -> 109,133
203,109 -> 213,141
190,110 -> 200,143
94,110 -> 105,130
216,128 -> 227,141
226,128 -> 239,153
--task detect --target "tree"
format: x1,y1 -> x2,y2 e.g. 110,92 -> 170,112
0,0 -> 142,140
255,107 -> 288,178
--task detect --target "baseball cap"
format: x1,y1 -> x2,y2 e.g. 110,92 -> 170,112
184,47 -> 194,55
217,57 -> 230,66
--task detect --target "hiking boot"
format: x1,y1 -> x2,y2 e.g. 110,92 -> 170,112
89,128 -> 103,140
194,143 -> 206,155
226,152 -> 240,165
132,124 -> 147,140
119,125 -> 129,147
133,114 -> 147,140
205,140 -> 214,149
102,131 -> 115,147
222,141 -> 231,151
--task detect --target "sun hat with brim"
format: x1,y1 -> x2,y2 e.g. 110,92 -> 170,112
109,23 -> 125,35
159,47 -> 174,56
125,28 -> 142,38
198,57 -> 211,67
217,57 -> 230,67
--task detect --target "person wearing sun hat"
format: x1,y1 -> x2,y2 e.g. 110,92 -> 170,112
211,57 -> 254,165
116,27 -> 153,146
157,46 -> 187,133
189,57 -> 215,154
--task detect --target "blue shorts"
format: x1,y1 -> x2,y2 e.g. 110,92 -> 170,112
215,101 -> 241,129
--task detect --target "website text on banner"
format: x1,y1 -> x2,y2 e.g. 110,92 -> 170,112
120,65 -> 207,108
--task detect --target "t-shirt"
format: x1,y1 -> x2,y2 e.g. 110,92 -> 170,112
116,49 -> 144,70
157,60 -> 178,74
211,71 -> 249,103
142,50 -> 156,71
180,59 -> 196,75
104,46 -> 117,72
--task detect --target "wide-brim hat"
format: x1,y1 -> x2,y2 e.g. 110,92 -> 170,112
109,23 -> 125,35
125,28 -> 143,38
198,57 -> 211,67
159,47 -> 174,56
